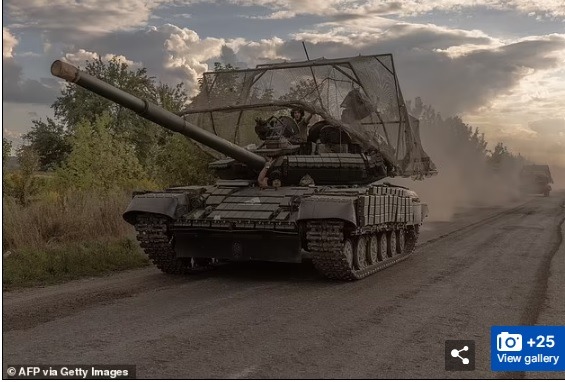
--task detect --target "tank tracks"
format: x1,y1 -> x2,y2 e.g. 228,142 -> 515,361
135,214 -> 217,275
136,214 -> 418,280
306,220 -> 419,280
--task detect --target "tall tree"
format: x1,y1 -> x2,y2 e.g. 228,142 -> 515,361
53,57 -> 155,129
52,57 -> 181,167
487,142 -> 524,172
52,56 -> 213,187
488,142 -> 509,166
156,83 -> 190,114
2,138 -> 12,170
23,118 -> 71,170
408,98 -> 489,162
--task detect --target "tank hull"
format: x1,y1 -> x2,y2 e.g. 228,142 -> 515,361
129,183 -> 427,280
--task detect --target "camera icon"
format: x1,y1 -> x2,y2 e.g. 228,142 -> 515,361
497,332 -> 522,352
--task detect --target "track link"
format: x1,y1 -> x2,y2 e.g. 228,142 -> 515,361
135,214 -> 216,275
307,220 -> 419,281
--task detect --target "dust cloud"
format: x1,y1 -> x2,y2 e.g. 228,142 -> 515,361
550,166 -> 565,191
390,110 -> 526,222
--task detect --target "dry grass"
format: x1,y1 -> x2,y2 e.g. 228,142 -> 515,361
3,190 -> 135,251
2,190 -> 150,289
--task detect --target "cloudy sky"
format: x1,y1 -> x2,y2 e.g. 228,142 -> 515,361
2,0 -> 565,166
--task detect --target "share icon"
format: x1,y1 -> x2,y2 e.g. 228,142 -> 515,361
445,340 -> 475,371
451,346 -> 470,364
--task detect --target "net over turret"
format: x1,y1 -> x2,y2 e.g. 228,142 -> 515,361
181,54 -> 437,182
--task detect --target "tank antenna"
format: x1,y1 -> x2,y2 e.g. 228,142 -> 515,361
302,41 -> 311,61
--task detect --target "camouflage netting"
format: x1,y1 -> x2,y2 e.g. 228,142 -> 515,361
181,54 -> 436,179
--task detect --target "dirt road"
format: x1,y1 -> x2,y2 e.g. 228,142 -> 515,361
3,192 -> 565,378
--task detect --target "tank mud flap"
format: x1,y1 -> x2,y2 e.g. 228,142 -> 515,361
123,193 -> 186,224
297,196 -> 357,226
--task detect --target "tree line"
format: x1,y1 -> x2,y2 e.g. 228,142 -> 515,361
3,58 -> 214,205
408,96 -> 527,177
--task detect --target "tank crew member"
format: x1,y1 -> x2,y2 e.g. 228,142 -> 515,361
291,107 -> 312,142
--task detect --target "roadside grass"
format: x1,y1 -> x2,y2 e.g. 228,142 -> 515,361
2,239 -> 150,290
3,190 -> 151,290
3,190 -> 134,250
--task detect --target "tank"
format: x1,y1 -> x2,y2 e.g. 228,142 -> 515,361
519,165 -> 553,197
51,54 -> 437,280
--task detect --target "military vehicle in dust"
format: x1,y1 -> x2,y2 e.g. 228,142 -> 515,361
51,54 -> 436,280
519,165 -> 552,197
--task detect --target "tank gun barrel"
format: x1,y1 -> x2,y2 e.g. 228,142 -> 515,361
50,60 -> 266,170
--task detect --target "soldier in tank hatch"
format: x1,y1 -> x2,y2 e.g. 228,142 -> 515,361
290,107 -> 312,142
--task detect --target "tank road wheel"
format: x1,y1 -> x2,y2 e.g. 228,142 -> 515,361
377,232 -> 387,262
354,236 -> 368,270
367,234 -> 379,265
343,239 -> 354,268
386,230 -> 397,258
395,229 -> 405,255
404,226 -> 419,254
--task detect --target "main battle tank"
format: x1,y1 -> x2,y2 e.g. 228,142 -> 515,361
51,54 -> 437,280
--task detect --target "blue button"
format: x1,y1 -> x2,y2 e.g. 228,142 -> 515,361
491,326 -> 565,371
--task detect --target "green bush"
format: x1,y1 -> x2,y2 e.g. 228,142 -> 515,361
55,114 -> 155,191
